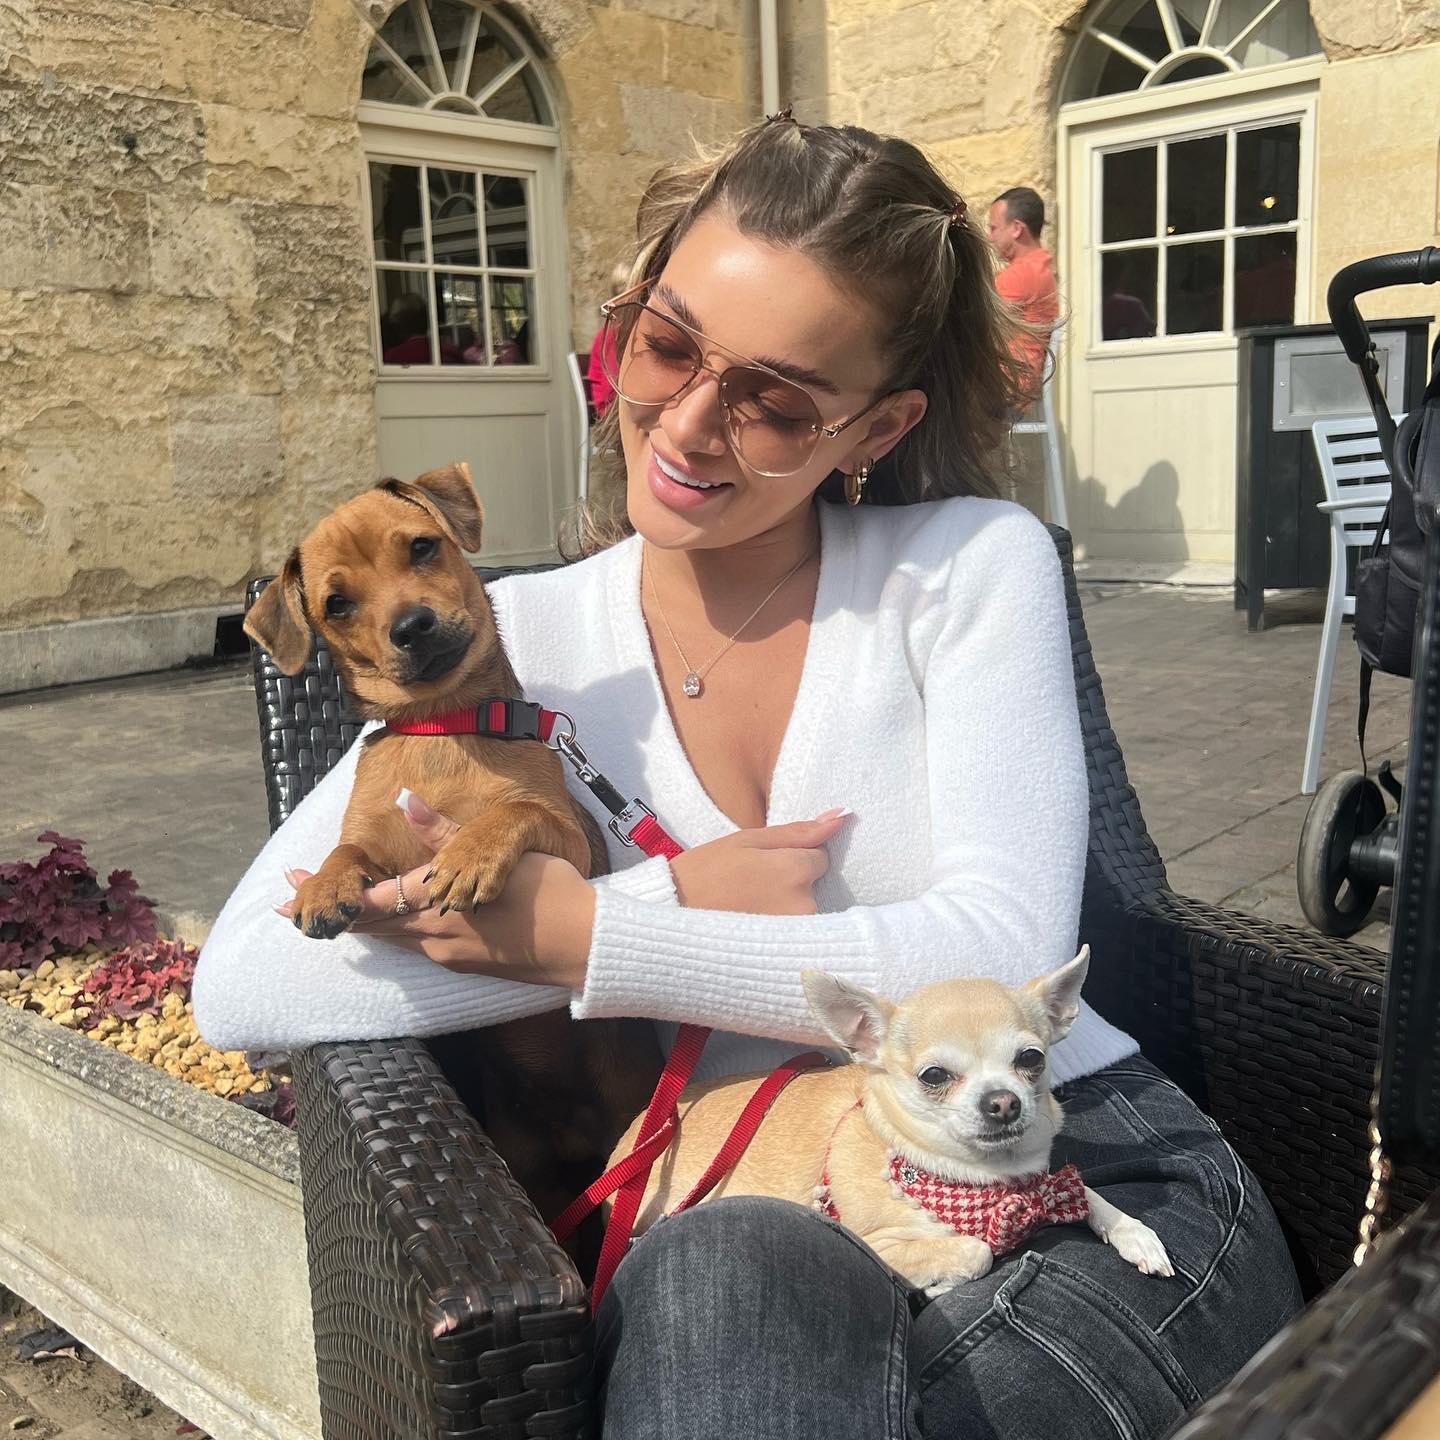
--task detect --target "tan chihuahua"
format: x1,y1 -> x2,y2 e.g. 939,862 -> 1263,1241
612,947 -> 1172,1295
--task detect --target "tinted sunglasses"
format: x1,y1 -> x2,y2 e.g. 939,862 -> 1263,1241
597,281 -> 890,478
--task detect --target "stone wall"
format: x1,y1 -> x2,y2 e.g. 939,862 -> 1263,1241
0,0 -> 757,689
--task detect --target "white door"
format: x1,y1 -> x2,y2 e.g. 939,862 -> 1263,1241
358,2 -> 573,566
1062,79 -> 1316,568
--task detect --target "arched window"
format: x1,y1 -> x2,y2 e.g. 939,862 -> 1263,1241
362,0 -> 551,125
1065,0 -> 1322,102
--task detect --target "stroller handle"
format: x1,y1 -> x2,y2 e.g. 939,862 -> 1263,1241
1327,247 -> 1440,364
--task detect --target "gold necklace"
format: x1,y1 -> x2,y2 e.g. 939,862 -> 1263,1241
645,546 -> 816,699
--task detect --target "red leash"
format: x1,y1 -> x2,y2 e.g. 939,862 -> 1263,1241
390,703 -> 826,1308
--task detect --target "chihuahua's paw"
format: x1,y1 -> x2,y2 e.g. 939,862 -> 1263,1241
901,1237 -> 994,1295
1106,1217 -> 1174,1278
426,834 -> 515,913
291,871 -> 366,939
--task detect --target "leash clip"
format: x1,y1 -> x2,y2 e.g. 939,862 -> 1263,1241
552,727 -> 598,783
609,799 -> 657,848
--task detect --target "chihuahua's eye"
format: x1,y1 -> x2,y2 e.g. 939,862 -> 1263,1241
918,1065 -> 953,1090
325,593 -> 353,619
1014,1048 -> 1046,1073
410,535 -> 439,563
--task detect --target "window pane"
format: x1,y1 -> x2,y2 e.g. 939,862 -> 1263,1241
370,162 -> 425,263
378,271 -> 434,366
372,4 -> 441,94
1235,123 -> 1300,227
485,175 -> 530,267
1166,239 -> 1224,333
1234,231 -> 1297,328
1166,135 -> 1225,234
1102,147 -> 1157,242
434,272 -> 485,365
428,168 -> 480,268
1101,250 -> 1157,340
484,67 -> 542,125
428,0 -> 477,92
361,45 -> 429,105
468,20 -> 517,102
1110,0 -> 1168,61
490,276 -> 533,364
1158,56 -> 1229,85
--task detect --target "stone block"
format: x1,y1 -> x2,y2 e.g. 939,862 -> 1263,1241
0,182 -> 149,293
853,65 -> 986,144
28,0 -> 165,91
834,5 -> 939,91
147,193 -> 259,301
1310,0 -> 1404,56
246,199 -> 370,305
0,77 -> 206,194
170,394 -> 284,504
617,0 -> 721,33
663,21 -> 744,100
203,105 -> 362,208
193,0 -> 312,30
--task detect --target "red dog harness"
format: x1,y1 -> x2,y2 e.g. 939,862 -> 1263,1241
388,702 -> 827,1307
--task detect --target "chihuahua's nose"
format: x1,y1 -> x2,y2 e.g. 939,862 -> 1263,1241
980,1089 -> 1021,1125
390,605 -> 439,652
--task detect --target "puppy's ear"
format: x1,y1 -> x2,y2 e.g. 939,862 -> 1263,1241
802,969 -> 895,1065
1023,946 -> 1090,1044
243,549 -> 312,675
381,461 -> 484,552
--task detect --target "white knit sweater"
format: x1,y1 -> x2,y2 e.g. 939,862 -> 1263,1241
193,497 -> 1137,1085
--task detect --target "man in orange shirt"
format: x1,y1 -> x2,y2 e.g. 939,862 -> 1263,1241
987,187 -> 1059,406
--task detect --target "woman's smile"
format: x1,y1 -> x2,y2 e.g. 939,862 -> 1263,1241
647,444 -> 736,512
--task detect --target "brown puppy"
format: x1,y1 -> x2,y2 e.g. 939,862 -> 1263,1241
245,461 -> 659,1229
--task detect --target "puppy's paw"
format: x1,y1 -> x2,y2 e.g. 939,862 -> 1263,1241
1106,1217 -> 1174,1278
291,870 -> 366,939
896,1236 -> 994,1294
425,832 -> 516,912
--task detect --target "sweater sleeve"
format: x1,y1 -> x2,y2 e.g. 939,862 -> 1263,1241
572,511 -> 1088,1043
191,728 -> 678,1052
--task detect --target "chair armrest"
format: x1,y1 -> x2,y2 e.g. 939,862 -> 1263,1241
1318,494 -> 1390,514
1168,1186 -> 1440,1439
293,1037 -> 592,1440
1082,885 -> 1437,1292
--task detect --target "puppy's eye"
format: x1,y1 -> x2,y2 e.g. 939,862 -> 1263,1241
1014,1048 -> 1046,1073
325,594 -> 353,619
918,1066 -> 953,1089
410,535 -> 439,563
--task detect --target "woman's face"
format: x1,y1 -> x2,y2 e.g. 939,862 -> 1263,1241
617,213 -> 925,552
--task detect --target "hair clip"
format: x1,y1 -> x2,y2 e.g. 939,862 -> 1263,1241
948,198 -> 969,228
765,103 -> 796,125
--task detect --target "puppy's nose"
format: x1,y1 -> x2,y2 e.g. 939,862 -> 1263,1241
390,605 -> 439,652
980,1089 -> 1021,1125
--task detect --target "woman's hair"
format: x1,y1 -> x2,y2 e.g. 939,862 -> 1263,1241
571,113 -> 1034,553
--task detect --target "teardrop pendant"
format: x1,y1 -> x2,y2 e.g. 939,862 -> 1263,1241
682,671 -> 703,698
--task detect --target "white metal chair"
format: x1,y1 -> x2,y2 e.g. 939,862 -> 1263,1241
1009,323 -> 1068,530
1301,415 -> 1401,794
566,352 -> 592,501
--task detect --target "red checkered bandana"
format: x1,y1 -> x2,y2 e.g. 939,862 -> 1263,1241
886,1158 -> 1089,1255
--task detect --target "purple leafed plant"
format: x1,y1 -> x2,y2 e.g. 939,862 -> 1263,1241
0,832 -> 156,970
81,938 -> 199,1029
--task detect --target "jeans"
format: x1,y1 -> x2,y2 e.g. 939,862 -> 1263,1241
594,1056 -> 1302,1439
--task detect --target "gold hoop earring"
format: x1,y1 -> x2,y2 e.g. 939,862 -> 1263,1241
845,461 -> 871,507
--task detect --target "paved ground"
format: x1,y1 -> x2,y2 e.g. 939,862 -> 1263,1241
0,577 -> 1412,1432
0,579 -> 1409,952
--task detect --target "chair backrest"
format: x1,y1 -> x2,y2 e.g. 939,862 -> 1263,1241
565,354 -> 592,501
1009,320 -> 1064,437
1310,419 -> 1399,603
246,529 -> 1164,901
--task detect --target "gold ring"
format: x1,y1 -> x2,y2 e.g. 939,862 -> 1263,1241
393,875 -> 409,916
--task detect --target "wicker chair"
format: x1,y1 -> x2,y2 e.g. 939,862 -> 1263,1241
246,529 -> 1434,1440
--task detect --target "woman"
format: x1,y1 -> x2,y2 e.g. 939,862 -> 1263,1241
194,115 -> 1300,1437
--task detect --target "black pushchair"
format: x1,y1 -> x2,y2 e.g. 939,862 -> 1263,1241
1295,250 -> 1440,941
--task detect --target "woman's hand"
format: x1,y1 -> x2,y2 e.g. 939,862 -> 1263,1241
668,808 -> 850,914
275,793 -> 594,988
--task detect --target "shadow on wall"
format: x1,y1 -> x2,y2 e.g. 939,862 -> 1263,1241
1065,454 -> 1193,578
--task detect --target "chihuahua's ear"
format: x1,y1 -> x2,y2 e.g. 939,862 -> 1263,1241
381,462 -> 484,552
243,549 -> 312,675
1023,946 -> 1090,1044
802,969 -> 895,1065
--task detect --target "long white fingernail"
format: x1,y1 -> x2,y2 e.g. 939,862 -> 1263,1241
815,806 -> 853,822
395,787 -> 414,814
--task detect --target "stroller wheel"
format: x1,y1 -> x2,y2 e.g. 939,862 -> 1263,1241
1297,771 -> 1387,937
